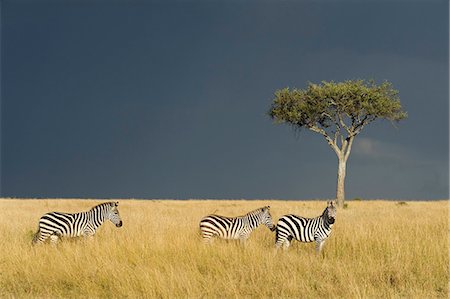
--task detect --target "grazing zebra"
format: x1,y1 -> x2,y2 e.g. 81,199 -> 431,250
199,206 -> 275,244
32,201 -> 123,245
275,201 -> 336,253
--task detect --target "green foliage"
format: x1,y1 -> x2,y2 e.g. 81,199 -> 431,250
268,80 -> 407,132
268,79 -> 407,206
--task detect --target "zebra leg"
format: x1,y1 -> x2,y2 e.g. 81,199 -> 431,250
32,228 -> 52,245
275,238 -> 291,251
81,227 -> 96,239
83,235 -> 95,241
282,239 -> 291,250
239,235 -> 249,246
201,234 -> 214,244
32,229 -> 42,245
275,229 -> 282,249
316,239 -> 325,253
275,232 -> 291,251
199,227 -> 216,244
80,231 -> 95,242
275,236 -> 284,250
50,234 -> 60,245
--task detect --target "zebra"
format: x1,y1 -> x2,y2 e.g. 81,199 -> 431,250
275,201 -> 336,253
199,206 -> 275,244
32,201 -> 123,245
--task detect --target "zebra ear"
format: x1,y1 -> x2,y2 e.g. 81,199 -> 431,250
115,201 -> 119,207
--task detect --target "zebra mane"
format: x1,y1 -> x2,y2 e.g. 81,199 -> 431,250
321,202 -> 336,219
90,201 -> 118,211
244,206 -> 269,217
321,206 -> 328,217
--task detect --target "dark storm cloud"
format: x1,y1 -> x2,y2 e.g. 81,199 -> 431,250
1,0 -> 448,199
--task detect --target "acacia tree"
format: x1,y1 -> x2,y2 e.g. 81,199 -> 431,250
268,80 -> 407,207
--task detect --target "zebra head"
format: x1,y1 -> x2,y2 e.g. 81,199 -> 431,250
324,201 -> 337,224
261,206 -> 276,231
108,202 -> 123,227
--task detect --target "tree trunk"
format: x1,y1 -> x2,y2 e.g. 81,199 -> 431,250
336,156 -> 347,208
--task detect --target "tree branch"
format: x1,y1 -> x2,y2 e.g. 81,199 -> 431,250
337,113 -> 352,135
344,136 -> 354,161
308,125 -> 341,155
348,115 -> 375,139
340,135 -> 346,152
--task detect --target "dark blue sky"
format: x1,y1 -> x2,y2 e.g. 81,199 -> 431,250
1,0 -> 448,199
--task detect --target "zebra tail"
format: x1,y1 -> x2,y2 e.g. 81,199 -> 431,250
32,229 -> 41,245
274,227 -> 278,245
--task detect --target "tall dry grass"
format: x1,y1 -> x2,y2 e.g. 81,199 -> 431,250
0,199 -> 447,298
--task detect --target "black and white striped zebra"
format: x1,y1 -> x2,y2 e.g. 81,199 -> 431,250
275,201 -> 336,252
32,201 -> 123,245
199,206 -> 275,244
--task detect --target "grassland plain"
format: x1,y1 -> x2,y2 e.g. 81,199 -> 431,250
0,199 -> 447,298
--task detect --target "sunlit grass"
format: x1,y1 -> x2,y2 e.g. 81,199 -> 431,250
0,199 -> 448,298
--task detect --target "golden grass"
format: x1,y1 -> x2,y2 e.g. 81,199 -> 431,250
0,199 -> 448,298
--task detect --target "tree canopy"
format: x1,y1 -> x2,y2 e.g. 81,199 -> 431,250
268,79 -> 407,206
269,79 -> 407,153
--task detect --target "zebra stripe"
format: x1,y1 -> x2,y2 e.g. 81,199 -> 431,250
199,206 -> 275,244
32,201 -> 123,244
275,201 -> 336,252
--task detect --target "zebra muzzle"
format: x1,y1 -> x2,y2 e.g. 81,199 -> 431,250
116,221 -> 123,227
